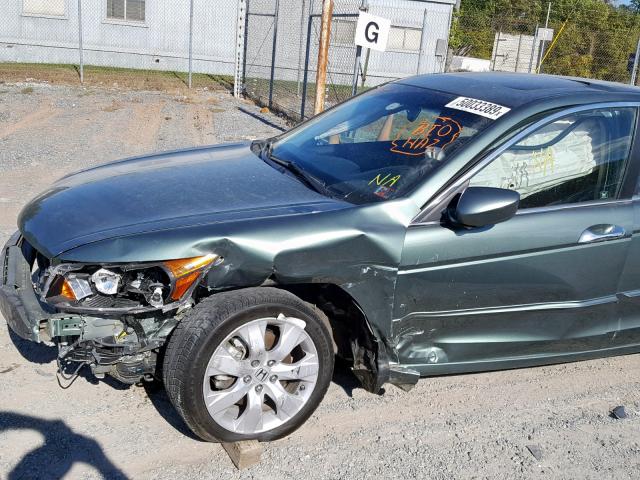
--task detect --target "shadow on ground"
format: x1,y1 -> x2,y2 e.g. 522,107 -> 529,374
331,357 -> 363,398
7,320 -> 363,443
0,411 -> 128,480
7,327 -> 56,365
143,381 -> 202,441
236,107 -> 287,132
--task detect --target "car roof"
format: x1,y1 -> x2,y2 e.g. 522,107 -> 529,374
396,72 -> 640,109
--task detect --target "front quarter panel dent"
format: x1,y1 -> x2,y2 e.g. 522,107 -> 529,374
58,199 -> 419,374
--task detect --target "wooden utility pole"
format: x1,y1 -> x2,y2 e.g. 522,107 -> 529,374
314,0 -> 334,114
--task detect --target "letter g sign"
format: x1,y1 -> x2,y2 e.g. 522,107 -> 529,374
365,21 -> 379,44
355,12 -> 391,52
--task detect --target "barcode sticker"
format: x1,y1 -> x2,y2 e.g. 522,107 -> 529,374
445,96 -> 511,120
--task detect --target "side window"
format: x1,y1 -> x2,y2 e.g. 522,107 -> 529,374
23,0 -> 65,17
469,108 -> 636,209
107,0 -> 145,22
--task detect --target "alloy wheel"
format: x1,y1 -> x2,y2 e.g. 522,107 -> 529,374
201,314 -> 319,434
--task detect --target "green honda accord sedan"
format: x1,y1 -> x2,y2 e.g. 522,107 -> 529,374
2,72 -> 640,442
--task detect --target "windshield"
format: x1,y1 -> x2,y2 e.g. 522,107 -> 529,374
269,83 -> 497,204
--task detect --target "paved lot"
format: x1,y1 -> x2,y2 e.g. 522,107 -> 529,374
1,82 -> 640,479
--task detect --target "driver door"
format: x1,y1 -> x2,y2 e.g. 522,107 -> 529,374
392,106 -> 637,373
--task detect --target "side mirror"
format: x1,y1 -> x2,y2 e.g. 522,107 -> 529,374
452,187 -> 520,228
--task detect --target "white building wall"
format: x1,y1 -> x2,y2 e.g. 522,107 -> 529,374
0,0 -> 239,74
0,0 -> 454,80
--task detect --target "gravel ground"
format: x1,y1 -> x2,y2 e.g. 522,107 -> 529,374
1,82 -> 640,480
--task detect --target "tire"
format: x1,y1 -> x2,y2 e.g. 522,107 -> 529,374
162,287 -> 334,442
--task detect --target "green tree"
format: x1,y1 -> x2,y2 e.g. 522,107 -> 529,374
453,0 -> 640,82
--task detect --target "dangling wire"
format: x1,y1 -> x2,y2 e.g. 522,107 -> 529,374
56,356 -> 89,389
55,338 -> 89,389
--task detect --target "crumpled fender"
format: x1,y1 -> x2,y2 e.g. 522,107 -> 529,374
56,198 -> 419,359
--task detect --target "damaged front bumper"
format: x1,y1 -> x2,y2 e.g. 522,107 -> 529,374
0,233 -> 82,343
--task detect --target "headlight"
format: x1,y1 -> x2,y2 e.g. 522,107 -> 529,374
43,253 -> 222,312
91,268 -> 121,295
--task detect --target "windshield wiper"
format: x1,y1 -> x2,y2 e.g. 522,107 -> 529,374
252,138 -> 331,196
268,154 -> 330,196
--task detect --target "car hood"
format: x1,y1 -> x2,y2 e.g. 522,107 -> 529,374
19,142 -> 348,258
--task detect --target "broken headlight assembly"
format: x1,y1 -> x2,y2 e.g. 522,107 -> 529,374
39,254 -> 222,314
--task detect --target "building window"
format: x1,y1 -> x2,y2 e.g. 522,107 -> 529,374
23,0 -> 66,17
387,27 -> 422,52
107,0 -> 145,22
332,20 -> 357,46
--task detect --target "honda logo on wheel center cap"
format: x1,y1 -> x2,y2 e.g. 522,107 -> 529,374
254,367 -> 269,382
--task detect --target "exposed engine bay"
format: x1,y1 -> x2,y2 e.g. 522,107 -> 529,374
25,241 -> 222,385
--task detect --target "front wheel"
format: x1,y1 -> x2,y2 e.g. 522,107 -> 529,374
162,287 -> 334,442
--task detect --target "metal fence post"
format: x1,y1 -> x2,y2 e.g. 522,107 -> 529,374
315,0 -> 334,115
514,34 -> 523,72
351,2 -> 369,97
361,48 -> 370,87
234,0 -> 246,98
537,2 -> 551,74
491,31 -> 501,71
528,24 -> 538,73
631,37 -> 640,86
242,0 -> 250,94
351,46 -> 362,96
300,15 -> 314,120
268,0 -> 280,109
296,0 -> 307,96
416,8 -> 428,74
77,0 -> 84,83
188,0 -> 194,88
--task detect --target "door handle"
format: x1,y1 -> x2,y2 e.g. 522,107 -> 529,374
579,224 -> 627,244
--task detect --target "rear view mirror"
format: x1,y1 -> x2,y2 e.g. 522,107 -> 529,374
452,187 -> 520,228
406,107 -> 421,122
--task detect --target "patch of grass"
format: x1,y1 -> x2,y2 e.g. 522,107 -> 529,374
0,62 -> 231,93
20,87 -> 34,94
207,74 -> 234,91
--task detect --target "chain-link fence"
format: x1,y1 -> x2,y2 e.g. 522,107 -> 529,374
241,0 -> 640,124
5,1 -> 640,124
241,0 -> 455,123
449,1 -> 640,85
0,0 -> 240,86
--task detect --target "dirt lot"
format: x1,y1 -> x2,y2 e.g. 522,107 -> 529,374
1,81 -> 640,480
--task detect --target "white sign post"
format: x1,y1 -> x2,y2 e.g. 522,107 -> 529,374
536,27 -> 555,73
536,27 -> 554,42
354,12 -> 391,52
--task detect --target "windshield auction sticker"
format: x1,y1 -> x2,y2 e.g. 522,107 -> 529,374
390,116 -> 462,156
445,97 -> 511,120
